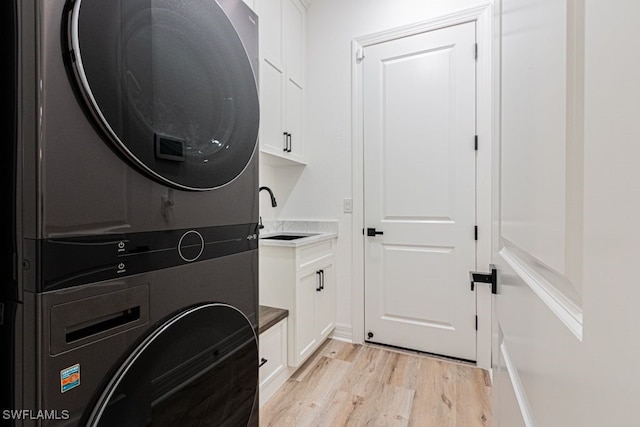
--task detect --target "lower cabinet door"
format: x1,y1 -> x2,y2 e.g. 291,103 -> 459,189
294,268 -> 318,365
259,319 -> 289,407
259,320 -> 287,388
315,262 -> 335,339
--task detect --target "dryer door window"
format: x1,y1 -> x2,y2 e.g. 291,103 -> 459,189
86,304 -> 258,426
68,0 -> 259,190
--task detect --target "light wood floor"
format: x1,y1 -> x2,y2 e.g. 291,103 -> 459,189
260,339 -> 492,427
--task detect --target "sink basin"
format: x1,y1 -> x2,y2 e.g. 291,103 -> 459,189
261,233 -> 318,241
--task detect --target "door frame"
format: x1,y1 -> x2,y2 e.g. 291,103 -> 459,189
350,3 -> 493,369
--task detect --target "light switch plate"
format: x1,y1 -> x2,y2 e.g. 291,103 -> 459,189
343,198 -> 353,213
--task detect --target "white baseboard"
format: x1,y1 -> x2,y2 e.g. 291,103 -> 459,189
329,323 -> 353,342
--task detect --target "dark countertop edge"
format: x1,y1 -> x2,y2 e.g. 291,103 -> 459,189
258,305 -> 289,335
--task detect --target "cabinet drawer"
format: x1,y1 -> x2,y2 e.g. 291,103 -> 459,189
297,240 -> 332,270
259,319 -> 287,388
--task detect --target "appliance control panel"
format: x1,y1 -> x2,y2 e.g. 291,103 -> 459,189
31,224 -> 259,292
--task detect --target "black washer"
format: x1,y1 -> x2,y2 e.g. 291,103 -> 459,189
87,304 -> 258,426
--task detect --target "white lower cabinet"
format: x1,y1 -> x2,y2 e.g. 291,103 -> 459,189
259,238 -> 336,368
294,260 -> 335,364
258,319 -> 289,407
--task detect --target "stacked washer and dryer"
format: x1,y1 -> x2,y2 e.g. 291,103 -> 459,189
2,0 -> 261,425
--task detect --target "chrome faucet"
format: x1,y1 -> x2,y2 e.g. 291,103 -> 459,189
259,186 -> 277,229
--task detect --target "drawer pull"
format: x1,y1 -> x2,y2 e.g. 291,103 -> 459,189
259,357 -> 268,368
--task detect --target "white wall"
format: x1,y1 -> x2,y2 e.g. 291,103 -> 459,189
260,0 -> 489,334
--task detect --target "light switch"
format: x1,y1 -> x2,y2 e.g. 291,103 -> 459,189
343,198 -> 353,213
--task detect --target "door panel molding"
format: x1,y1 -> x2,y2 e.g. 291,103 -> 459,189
500,247 -> 583,340
380,244 -> 457,328
499,341 -> 535,427
381,217 -> 455,223
351,3 -> 493,369
380,315 -> 456,331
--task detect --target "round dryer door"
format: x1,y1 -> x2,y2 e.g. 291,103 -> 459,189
68,0 -> 259,190
86,304 -> 258,426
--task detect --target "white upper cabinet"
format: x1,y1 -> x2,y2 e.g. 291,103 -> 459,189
283,0 -> 303,85
256,0 -> 307,165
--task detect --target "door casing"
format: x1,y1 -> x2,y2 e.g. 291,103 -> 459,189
349,3 -> 493,369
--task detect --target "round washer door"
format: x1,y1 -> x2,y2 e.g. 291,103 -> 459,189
87,304 -> 258,426
69,0 -> 259,190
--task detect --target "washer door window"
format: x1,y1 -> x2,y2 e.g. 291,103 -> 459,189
87,304 -> 258,426
69,0 -> 259,190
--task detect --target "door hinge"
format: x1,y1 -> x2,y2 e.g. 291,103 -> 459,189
356,47 -> 365,61
475,43 -> 478,60
474,135 -> 478,151
474,226 -> 478,241
475,315 -> 478,330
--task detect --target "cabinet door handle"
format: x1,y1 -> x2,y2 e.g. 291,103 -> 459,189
320,269 -> 325,290
259,357 -> 268,367
287,133 -> 292,152
283,132 -> 289,152
316,270 -> 322,291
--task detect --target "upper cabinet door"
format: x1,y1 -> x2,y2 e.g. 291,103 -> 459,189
283,0 -> 304,86
260,0 -> 284,70
256,0 -> 307,166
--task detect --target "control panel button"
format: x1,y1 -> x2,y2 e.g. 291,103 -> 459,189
178,230 -> 204,262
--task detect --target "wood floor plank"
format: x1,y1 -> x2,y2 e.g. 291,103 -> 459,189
260,339 -> 492,427
341,345 -> 392,398
380,351 -> 422,390
346,382 -> 415,426
290,339 -> 334,383
408,358 -> 457,427
453,365 -> 492,426
320,339 -> 361,363
308,390 -> 356,427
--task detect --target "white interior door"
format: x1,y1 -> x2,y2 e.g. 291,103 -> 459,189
492,1 -> 640,425
363,22 -> 478,361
